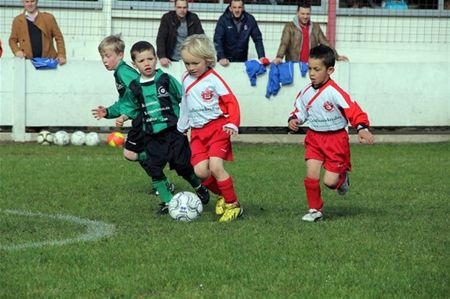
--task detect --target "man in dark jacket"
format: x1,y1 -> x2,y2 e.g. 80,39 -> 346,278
156,0 -> 204,67
213,0 -> 266,66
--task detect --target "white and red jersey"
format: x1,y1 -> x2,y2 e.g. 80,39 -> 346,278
290,79 -> 370,132
177,68 -> 240,132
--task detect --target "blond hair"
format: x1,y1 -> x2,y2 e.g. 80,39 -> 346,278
181,34 -> 216,67
98,34 -> 125,55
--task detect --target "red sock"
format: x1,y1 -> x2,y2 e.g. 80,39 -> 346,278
304,177 -> 323,210
335,172 -> 347,189
203,176 -> 220,195
217,177 -> 237,204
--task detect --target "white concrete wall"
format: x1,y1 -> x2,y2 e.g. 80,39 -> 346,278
1,57 -> 449,138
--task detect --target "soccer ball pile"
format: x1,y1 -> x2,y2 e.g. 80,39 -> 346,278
168,192 -> 203,222
36,130 -> 101,146
37,130 -> 53,145
53,131 -> 70,146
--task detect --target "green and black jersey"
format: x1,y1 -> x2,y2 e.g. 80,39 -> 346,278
119,69 -> 182,135
106,60 -> 139,119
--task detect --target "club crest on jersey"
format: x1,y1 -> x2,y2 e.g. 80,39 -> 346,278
157,85 -> 168,97
323,101 -> 334,112
201,88 -> 214,102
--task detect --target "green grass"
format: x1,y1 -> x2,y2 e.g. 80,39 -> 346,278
0,142 -> 449,298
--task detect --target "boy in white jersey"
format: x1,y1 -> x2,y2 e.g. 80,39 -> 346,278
288,45 -> 374,222
177,34 -> 243,222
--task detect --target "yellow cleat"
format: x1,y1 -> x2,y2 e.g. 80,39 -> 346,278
215,196 -> 226,215
218,202 -> 243,222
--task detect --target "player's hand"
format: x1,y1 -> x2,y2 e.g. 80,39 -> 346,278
160,58 -> 171,68
92,106 -> 107,120
358,129 -> 375,144
57,56 -> 66,66
115,116 -> 126,127
219,58 -> 230,67
223,127 -> 237,136
288,119 -> 300,132
15,50 -> 26,58
337,55 -> 349,62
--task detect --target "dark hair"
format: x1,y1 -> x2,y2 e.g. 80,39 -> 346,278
309,44 -> 335,68
130,41 -> 156,61
297,0 -> 311,10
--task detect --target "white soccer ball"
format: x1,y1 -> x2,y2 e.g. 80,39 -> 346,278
53,130 -> 70,146
70,130 -> 86,146
85,132 -> 100,146
37,130 -> 53,145
168,191 -> 203,222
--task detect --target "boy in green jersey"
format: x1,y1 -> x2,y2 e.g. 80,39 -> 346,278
91,35 -> 175,197
118,41 -> 209,213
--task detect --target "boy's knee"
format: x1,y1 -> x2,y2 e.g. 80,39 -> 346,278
323,178 -> 338,189
123,149 -> 138,161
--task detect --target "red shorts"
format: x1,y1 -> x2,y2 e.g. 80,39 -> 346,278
304,129 -> 351,174
190,117 -> 233,166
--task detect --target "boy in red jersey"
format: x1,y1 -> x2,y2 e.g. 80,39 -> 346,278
177,34 -> 243,222
288,45 -> 374,222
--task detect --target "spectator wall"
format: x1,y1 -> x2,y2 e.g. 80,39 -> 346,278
0,0 -> 449,141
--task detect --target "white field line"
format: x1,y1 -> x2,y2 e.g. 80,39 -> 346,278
0,209 -> 115,251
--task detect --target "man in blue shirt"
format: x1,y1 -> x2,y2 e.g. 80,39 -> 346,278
213,0 -> 266,66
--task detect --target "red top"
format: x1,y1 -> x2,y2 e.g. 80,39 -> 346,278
300,24 -> 310,63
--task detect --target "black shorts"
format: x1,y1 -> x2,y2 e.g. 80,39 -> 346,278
124,116 -> 145,153
143,128 -> 192,178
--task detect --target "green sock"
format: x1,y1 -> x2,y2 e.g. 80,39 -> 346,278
183,173 -> 202,189
153,178 -> 173,203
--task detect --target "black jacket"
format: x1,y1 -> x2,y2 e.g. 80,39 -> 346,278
156,10 -> 204,61
213,7 -> 265,62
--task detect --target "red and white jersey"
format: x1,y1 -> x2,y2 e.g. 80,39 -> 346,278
177,68 -> 240,132
290,79 -> 370,132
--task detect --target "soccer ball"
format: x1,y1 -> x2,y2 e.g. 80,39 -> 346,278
107,132 -> 125,147
85,132 -> 100,146
168,191 -> 203,222
70,130 -> 86,146
37,130 -> 53,145
53,130 -> 70,146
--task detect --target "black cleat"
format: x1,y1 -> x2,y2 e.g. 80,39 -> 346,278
195,185 -> 210,205
156,202 -> 169,215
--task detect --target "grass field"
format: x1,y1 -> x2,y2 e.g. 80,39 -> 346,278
0,142 -> 449,298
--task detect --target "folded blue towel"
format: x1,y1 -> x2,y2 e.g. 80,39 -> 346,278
31,57 -> 59,70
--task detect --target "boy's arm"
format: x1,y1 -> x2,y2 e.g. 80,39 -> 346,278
288,91 -> 307,131
106,88 -> 140,120
169,75 -> 182,103
219,93 -> 240,133
177,94 -> 190,133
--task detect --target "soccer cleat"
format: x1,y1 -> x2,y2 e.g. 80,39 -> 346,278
156,202 -> 169,215
218,202 -> 243,222
215,196 -> 226,215
301,209 -> 323,222
337,172 -> 349,196
195,185 -> 210,205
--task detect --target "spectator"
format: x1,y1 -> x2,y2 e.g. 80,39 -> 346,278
274,0 -> 348,65
213,0 -> 266,66
9,0 -> 66,65
156,0 -> 204,68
